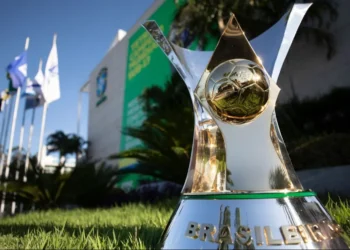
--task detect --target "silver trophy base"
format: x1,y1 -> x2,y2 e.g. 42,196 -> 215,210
160,191 -> 348,249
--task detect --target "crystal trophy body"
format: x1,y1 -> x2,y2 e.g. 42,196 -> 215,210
143,3 -> 349,249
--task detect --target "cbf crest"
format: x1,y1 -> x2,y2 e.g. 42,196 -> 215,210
96,67 -> 107,106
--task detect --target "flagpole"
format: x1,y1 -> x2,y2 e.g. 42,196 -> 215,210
17,99 -> 26,170
6,37 -> 30,170
5,37 -> 30,173
0,100 -> 9,178
0,97 -> 13,214
0,100 -> 8,160
25,58 -> 43,175
19,107 -> 36,213
1,37 -> 30,214
77,92 -> 82,136
5,87 -> 21,169
12,101 -> 27,214
0,98 -> 14,180
16,78 -> 32,178
1,87 -> 21,214
37,102 -> 48,168
37,33 -> 59,170
24,107 -> 36,181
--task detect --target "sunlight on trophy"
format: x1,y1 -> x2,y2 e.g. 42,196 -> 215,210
143,3 -> 349,249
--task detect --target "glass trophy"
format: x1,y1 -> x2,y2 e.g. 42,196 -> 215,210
143,3 -> 349,249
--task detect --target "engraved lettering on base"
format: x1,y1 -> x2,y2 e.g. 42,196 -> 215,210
216,205 -> 233,248
185,222 -> 200,239
199,224 -> 216,242
297,225 -> 310,243
264,226 -> 283,245
281,225 -> 302,245
254,226 -> 264,246
326,223 -> 343,239
235,226 -> 253,246
185,220 -> 344,247
307,224 -> 327,242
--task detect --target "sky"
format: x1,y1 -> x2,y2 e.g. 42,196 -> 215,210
0,0 -> 154,161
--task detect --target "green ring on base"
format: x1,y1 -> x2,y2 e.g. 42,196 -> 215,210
182,191 -> 316,200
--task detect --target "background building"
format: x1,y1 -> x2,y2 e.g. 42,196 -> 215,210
80,0 -> 350,167
80,0 -> 185,167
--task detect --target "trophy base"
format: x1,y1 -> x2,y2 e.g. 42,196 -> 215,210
160,191 -> 349,249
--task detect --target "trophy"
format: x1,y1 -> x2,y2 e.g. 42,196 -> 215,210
143,3 -> 349,249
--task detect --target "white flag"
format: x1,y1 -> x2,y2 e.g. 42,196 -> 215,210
24,60 -> 44,96
34,59 -> 44,87
44,34 -> 60,103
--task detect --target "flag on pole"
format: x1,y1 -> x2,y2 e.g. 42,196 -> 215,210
6,51 -> 28,93
22,79 -> 43,110
22,60 -> 45,110
44,34 -> 60,103
37,34 -> 60,169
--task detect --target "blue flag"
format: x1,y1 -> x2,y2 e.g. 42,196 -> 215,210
7,51 -> 28,90
24,96 -> 41,110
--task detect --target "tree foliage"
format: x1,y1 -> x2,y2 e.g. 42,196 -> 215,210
110,73 -> 193,184
0,161 -> 121,210
46,131 -> 88,168
171,0 -> 338,58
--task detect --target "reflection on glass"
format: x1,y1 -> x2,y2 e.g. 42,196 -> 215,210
269,166 -> 292,189
217,205 -> 233,249
189,114 -> 227,193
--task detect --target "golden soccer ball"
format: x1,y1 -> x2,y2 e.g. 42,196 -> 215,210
206,59 -> 269,124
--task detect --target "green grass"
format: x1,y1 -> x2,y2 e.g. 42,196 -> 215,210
0,201 -> 175,249
0,198 -> 348,249
325,197 -> 350,245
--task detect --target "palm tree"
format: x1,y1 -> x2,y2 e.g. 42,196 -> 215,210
46,131 -> 71,168
171,0 -> 338,59
110,73 -> 194,184
67,134 -> 89,165
46,131 -> 88,170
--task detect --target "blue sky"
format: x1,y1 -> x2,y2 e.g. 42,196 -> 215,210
0,0 -> 154,159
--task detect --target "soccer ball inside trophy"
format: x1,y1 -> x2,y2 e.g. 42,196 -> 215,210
207,59 -> 269,124
143,3 -> 349,249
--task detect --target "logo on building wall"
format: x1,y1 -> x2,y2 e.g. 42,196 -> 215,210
96,67 -> 108,106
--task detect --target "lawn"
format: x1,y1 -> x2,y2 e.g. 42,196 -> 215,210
0,198 -> 348,249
